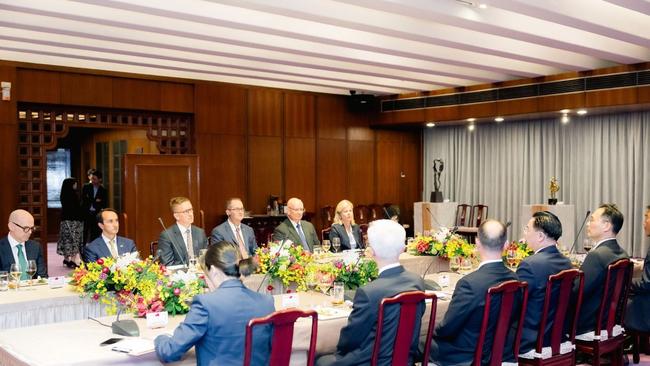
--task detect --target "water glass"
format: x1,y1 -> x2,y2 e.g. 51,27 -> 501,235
9,263 -> 21,291
0,271 -> 8,291
583,239 -> 593,253
322,240 -> 331,252
331,237 -> 341,252
332,282 -> 345,305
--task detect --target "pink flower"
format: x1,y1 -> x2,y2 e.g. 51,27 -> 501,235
92,293 -> 99,300
286,289 -> 292,293
267,285 -> 274,292
96,258 -> 104,265
173,288 -> 181,296
102,267 -> 110,274
136,267 -> 143,273
335,261 -> 343,269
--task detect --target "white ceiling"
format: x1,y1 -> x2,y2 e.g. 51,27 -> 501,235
1,0 -> 649,96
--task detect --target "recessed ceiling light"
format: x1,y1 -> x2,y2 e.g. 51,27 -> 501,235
560,109 -> 570,114
468,124 -> 475,131
426,122 -> 436,127
467,118 -> 476,122
577,109 -> 587,115
494,117 -> 504,122
561,115 -> 570,124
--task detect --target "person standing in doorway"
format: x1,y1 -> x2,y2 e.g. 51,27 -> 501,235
57,178 -> 84,268
81,169 -> 107,244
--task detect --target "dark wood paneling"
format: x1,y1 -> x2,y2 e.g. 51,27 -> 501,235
248,89 -> 283,136
248,136 -> 282,213
401,139 -> 421,228
538,93 -> 585,112
347,140 -> 375,205
112,78 -> 161,110
195,83 -> 247,135
61,73 -> 113,107
160,82 -> 194,113
317,139 -> 347,207
425,106 -> 459,123
285,93 -> 315,138
586,88 -> 637,108
392,108 -> 425,124
376,140 -> 401,204
497,98 -> 538,116
638,86 -> 650,104
16,69 -> 61,104
376,130 -> 403,142
459,102 -> 498,119
0,65 -> 17,125
317,95 -> 347,140
0,123 -> 18,223
285,138 -> 316,212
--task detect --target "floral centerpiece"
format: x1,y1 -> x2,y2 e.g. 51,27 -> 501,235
503,240 -> 534,266
71,253 -> 206,316
255,243 -> 313,292
332,258 -> 378,290
408,227 -> 474,258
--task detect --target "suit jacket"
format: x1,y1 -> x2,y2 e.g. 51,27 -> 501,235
155,279 -> 275,365
516,245 -> 572,353
210,221 -> 258,256
576,239 -> 629,334
328,224 -> 363,250
84,235 -> 137,263
625,247 -> 650,331
431,261 -> 519,366
272,219 -> 320,252
158,225 -> 208,266
80,183 -> 107,215
327,265 -> 424,366
0,236 -> 48,278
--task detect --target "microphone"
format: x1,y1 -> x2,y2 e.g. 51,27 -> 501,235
421,259 -> 442,291
111,305 -> 140,337
257,239 -> 288,292
505,221 -> 512,228
569,211 -> 591,254
158,217 -> 188,268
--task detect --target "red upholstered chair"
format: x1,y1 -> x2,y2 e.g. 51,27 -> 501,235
474,280 -> 529,366
321,206 -> 335,230
355,205 -> 369,225
628,330 -> 650,364
371,291 -> 437,366
471,204 -> 488,227
244,308 -> 318,366
149,241 -> 158,258
368,204 -> 384,221
455,204 -> 472,227
321,227 -> 331,242
519,269 -> 585,366
575,259 -> 633,366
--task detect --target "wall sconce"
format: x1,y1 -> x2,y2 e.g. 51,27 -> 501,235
1,82 -> 11,101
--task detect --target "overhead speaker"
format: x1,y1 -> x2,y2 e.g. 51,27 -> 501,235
348,90 -> 377,113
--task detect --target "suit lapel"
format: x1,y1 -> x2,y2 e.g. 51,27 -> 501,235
173,226 -> 188,259
224,224 -> 237,244
0,238 -> 16,265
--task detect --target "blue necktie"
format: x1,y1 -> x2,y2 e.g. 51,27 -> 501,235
296,223 -> 309,251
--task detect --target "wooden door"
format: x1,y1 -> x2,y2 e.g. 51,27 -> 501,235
123,154 -> 200,256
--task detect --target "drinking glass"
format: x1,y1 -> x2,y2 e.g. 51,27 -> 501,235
331,237 -> 341,253
583,239 -> 592,253
449,256 -> 460,273
188,257 -> 198,271
26,260 -> 37,288
0,271 -> 8,291
460,257 -> 472,274
332,282 -> 345,305
9,263 -> 21,291
317,273 -> 332,295
506,249 -> 518,270
321,240 -> 331,252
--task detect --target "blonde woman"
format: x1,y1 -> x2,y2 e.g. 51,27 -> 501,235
329,200 -> 364,250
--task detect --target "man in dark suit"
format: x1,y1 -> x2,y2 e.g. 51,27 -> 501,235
272,197 -> 319,252
0,209 -> 47,278
84,208 -> 137,262
517,211 -> 572,355
625,205 -> 650,332
81,169 -> 107,244
158,197 -> 208,267
316,219 -> 424,366
211,198 -> 257,258
430,220 -> 519,365
576,203 -> 629,335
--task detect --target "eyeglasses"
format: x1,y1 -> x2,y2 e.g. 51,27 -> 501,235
174,208 -> 194,215
228,207 -> 244,212
288,207 -> 305,212
11,221 -> 36,233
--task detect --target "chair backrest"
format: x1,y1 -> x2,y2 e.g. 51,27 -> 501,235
149,241 -> 158,258
321,206 -> 335,229
359,224 -> 369,248
321,227 -> 331,242
594,258 -> 633,337
455,204 -> 472,227
474,280 -> 529,366
534,269 -> 584,355
368,204 -> 384,221
372,291 -> 436,366
355,205 -> 369,224
472,204 -> 488,227
244,308 -> 318,366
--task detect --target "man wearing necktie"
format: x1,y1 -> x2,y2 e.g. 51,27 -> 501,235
272,197 -> 320,252
211,198 -> 258,258
0,209 -> 48,278
84,209 -> 137,263
158,197 -> 208,266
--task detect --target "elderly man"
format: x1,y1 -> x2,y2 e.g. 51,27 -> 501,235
0,209 -> 47,279
576,203 -> 629,335
517,211 -> 572,355
431,220 -> 519,365
316,219 -> 424,366
625,205 -> 650,332
158,197 -> 208,267
272,197 -> 319,252
211,198 -> 258,258
85,208 -> 137,262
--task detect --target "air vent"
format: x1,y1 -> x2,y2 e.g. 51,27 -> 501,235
637,71 -> 650,85
539,79 -> 584,95
498,85 -> 538,100
586,73 -> 636,90
459,90 -> 497,104
392,98 -> 425,111
426,94 -> 459,107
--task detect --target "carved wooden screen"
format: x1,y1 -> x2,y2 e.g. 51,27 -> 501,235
17,103 -> 193,245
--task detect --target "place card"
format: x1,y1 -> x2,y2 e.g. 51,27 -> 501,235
281,293 -> 299,308
48,276 -> 66,289
146,311 -> 168,329
438,274 -> 450,288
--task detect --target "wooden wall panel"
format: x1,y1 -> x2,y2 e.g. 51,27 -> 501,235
61,73 -> 113,107
538,93 -> 585,112
639,86 -> 650,104
285,93 -> 315,138
392,108 -> 425,124
248,136 -> 282,213
0,123 -> 18,222
401,139 -> 421,227
316,95 -> 347,140
160,82 -> 194,113
347,140 -> 375,205
248,89 -> 282,136
425,106 -> 459,123
376,140 -> 401,204
284,138 -> 316,212
497,98 -> 538,116
317,139 -> 347,207
194,83 -> 247,135
16,69 -> 61,104
0,65 -> 17,125
112,78 -> 161,110
459,102 -> 497,119
586,88 -> 637,108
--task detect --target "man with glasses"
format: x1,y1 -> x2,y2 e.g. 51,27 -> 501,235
158,197 -> 207,266
210,198 -> 258,259
272,197 -> 319,252
0,209 -> 48,278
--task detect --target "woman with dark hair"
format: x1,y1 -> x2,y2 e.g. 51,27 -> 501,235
155,241 -> 275,365
57,177 -> 84,268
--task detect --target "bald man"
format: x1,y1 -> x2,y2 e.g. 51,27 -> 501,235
0,209 -> 48,279
272,197 -> 319,252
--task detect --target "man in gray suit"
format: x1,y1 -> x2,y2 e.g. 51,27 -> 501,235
211,198 -> 258,258
158,197 -> 208,267
272,197 -> 319,252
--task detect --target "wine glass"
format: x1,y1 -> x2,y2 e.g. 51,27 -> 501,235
460,257 -> 472,274
26,260 -> 37,288
506,249 -> 518,270
317,273 -> 332,295
9,263 -> 21,291
583,239 -> 592,253
331,237 -> 341,253
449,256 -> 460,273
321,240 -> 331,253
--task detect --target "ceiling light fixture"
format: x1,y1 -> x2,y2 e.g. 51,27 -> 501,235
467,118 -> 476,122
426,122 -> 436,127
560,109 -> 570,114
478,3 -> 488,9
561,115 -> 570,124
468,124 -> 475,131
494,117 -> 504,122
577,109 -> 587,115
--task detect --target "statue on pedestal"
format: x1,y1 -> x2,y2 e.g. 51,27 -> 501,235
548,177 -> 560,205
430,159 -> 444,202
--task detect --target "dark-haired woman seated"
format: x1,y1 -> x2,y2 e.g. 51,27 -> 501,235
155,241 -> 275,365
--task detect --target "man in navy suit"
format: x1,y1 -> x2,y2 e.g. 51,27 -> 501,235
576,203 -> 629,335
517,211 -> 572,354
81,169 -> 107,244
316,219 -> 425,366
625,205 -> 650,332
84,208 -> 137,263
211,198 -> 258,258
430,220 -> 519,366
158,197 -> 208,267
0,209 -> 47,278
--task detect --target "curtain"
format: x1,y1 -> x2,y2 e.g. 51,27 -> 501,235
424,110 -> 650,257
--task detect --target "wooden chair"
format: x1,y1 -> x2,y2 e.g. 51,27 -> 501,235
321,227 -> 331,242
575,258 -> 633,366
474,280 -> 529,366
149,241 -> 158,258
359,224 -> 369,248
371,291 -> 437,365
368,204 -> 385,221
455,204 -> 472,227
321,206 -> 335,231
471,204 -> 488,227
628,329 -> 650,364
355,205 -> 369,225
519,269 -> 584,366
244,308 -> 318,366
